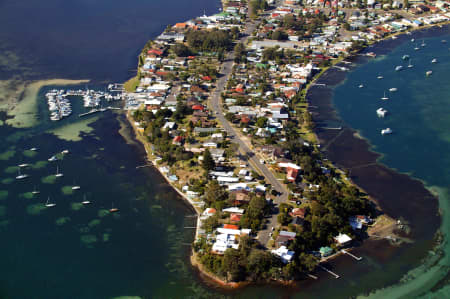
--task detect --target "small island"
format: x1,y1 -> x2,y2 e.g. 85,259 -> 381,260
123,0 -> 448,285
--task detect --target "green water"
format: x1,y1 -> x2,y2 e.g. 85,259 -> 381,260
332,32 -> 450,298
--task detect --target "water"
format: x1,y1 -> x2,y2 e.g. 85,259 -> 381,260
1,0 -> 449,297
329,29 -> 450,297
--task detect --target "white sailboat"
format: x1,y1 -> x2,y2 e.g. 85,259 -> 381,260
421,40 -> 426,47
45,197 -> 56,207
16,168 -> 29,180
408,60 -> 414,68
48,155 -> 58,162
61,149 -> 69,154
389,88 -> 397,92
72,181 -> 81,190
55,166 -> 63,177
32,186 -> 40,195
29,147 -> 38,151
18,163 -> 29,168
431,58 -> 437,63
81,194 -> 91,205
381,91 -> 389,100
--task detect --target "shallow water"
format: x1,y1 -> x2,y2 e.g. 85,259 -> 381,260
330,30 -> 450,297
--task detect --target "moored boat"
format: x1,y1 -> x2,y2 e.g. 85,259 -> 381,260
426,71 -> 433,76
389,88 -> 397,92
381,128 -> 392,135
377,108 -> 388,118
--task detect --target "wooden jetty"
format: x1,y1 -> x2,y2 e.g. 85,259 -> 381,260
318,265 -> 340,279
341,249 -> 363,261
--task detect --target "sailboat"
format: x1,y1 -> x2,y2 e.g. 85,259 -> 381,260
18,163 -> 29,168
421,40 -> 426,47
61,149 -> 69,154
55,166 -> 63,177
72,180 -> 80,190
408,59 -> 414,68
381,91 -> 389,100
16,168 -> 29,180
81,194 -> 91,205
32,186 -> 40,195
29,147 -> 38,151
45,197 -> 56,207
109,203 -> 119,213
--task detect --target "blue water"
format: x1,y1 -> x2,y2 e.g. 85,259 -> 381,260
332,31 -> 450,297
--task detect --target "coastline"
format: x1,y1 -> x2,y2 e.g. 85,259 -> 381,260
121,10 -> 449,291
306,23 -> 448,294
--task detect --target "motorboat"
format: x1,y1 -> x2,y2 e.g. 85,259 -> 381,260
431,58 -> 437,63
381,128 -> 392,135
377,108 -> 388,118
18,163 -> 29,168
402,55 -> 410,60
48,155 -> 58,162
426,71 -> 433,76
395,65 -> 403,71
377,75 -> 384,79
61,149 -> 69,154
389,88 -> 397,92
358,84 -> 364,88
109,203 -> 119,213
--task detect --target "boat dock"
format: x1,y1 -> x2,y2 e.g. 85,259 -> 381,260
318,265 -> 340,279
341,249 -> 363,261
78,106 -> 122,117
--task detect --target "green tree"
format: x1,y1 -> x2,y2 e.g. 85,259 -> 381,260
202,149 -> 215,172
222,248 -> 245,281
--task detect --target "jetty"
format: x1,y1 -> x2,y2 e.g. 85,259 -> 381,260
318,265 -> 340,279
341,249 -> 363,261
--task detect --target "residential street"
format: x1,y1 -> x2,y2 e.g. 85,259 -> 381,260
210,18 -> 288,247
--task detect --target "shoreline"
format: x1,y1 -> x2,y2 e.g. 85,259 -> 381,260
306,22 -> 448,294
121,10 -> 449,291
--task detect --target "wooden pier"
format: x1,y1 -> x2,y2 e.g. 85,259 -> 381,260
341,249 -> 363,261
318,265 -> 340,279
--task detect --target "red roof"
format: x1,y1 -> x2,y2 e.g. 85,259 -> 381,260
202,76 -> 212,81
223,224 -> 239,230
173,136 -> 183,143
191,105 -> 204,111
188,56 -> 196,60
286,167 -> 299,182
148,49 -> 163,56
230,213 -> 242,222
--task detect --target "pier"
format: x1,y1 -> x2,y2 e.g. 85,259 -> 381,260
341,249 -> 363,261
311,83 -> 326,87
318,126 -> 342,130
318,265 -> 340,279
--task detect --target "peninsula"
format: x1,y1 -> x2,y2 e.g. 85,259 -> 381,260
123,0 -> 449,285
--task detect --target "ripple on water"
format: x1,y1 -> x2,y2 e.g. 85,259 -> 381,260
41,175 -> 57,184
55,217 -> 71,226
22,150 -> 37,158
1,178 -> 14,185
80,234 -> 97,248
0,190 -> 8,200
71,202 -> 83,211
0,150 -> 15,160
19,192 -> 33,199
4,166 -> 19,174
31,161 -> 48,170
98,209 -> 109,218
26,203 -> 46,215
61,186 -> 74,195
88,219 -> 101,228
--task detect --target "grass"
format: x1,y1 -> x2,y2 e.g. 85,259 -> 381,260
124,76 -> 140,92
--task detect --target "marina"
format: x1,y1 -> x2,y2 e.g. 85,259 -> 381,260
45,87 -> 123,121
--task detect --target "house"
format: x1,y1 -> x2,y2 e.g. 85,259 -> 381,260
271,246 -> 295,263
222,207 -> 244,214
202,208 -> 217,218
334,233 -> 352,247
209,148 -> 225,160
230,213 -> 242,223
319,246 -> 333,258
275,230 -> 297,247
232,190 -> 250,203
172,136 -> 183,146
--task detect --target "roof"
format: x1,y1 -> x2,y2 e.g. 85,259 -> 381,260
279,230 -> 296,239
223,224 -> 239,230
334,233 -> 352,245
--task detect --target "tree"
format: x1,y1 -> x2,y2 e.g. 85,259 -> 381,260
171,43 -> 192,57
271,30 -> 288,41
202,149 -> 215,172
222,248 -> 245,281
247,249 -> 274,280
204,180 -> 228,208
256,116 -> 268,128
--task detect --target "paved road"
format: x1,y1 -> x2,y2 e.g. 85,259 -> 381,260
209,17 -> 288,247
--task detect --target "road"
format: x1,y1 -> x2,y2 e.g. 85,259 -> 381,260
209,17 -> 288,247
